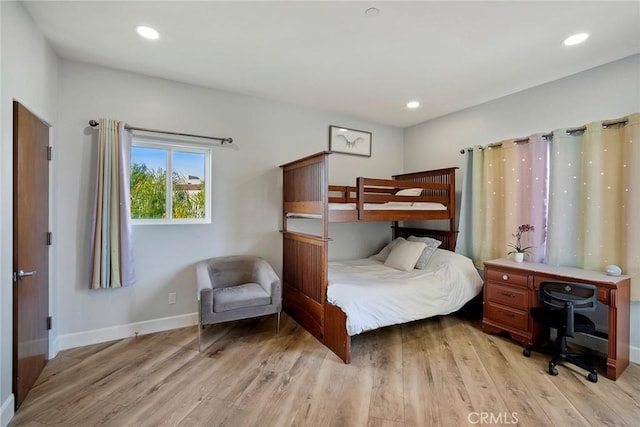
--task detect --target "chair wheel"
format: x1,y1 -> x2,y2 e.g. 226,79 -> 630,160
587,372 -> 598,383
549,365 -> 558,376
523,348 -> 531,357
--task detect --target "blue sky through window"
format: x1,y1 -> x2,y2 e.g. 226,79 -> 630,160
131,147 -> 205,180
174,151 -> 205,180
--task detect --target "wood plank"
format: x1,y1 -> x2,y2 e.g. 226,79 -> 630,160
291,355 -> 350,426
327,334 -> 377,427
460,321 -> 556,426
14,335 -> 165,421
256,333 -> 330,426
420,317 -> 475,425
494,332 -> 611,425
367,416 -> 405,427
401,320 -> 437,427
9,315 -> 640,427
175,397 -> 233,427
369,327 -> 405,422
442,316 -> 512,417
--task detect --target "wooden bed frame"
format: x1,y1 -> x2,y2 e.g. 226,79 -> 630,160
280,151 -> 458,363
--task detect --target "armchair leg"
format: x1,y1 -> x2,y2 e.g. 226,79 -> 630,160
276,311 -> 281,334
198,322 -> 202,352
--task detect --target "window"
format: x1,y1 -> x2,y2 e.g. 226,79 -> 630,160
130,137 -> 211,224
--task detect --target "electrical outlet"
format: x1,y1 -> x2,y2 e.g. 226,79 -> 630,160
168,292 -> 177,305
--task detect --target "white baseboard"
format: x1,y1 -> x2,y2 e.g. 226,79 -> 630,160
630,344 -> 640,365
1,394 -> 14,427
53,312 -> 198,356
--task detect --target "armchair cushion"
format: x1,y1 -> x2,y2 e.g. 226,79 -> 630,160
213,282 -> 271,312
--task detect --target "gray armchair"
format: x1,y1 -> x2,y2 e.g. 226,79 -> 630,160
196,255 -> 282,351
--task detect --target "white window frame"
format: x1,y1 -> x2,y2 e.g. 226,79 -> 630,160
131,136 -> 212,225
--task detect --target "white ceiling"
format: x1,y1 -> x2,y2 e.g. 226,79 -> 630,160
23,1 -> 640,128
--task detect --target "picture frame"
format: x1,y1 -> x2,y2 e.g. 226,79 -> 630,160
329,125 -> 372,157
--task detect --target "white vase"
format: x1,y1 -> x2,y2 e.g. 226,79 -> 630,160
513,252 -> 524,263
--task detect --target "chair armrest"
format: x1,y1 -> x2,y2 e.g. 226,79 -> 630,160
253,259 -> 281,304
270,277 -> 282,309
196,261 -> 214,315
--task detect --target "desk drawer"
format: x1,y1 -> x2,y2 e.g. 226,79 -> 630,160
485,303 -> 529,331
486,283 -> 528,309
486,269 -> 529,288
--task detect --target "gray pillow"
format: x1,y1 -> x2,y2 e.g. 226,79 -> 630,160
407,235 -> 442,269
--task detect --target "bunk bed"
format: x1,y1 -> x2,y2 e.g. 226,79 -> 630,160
281,151 -> 471,363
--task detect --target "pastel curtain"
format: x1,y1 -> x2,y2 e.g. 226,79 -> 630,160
547,113 -> 640,300
456,146 -> 484,264
90,119 -> 136,288
457,136 -> 549,267
546,130 -> 582,266
459,113 -> 638,300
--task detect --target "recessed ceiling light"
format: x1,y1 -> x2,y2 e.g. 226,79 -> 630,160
563,32 -> 588,46
365,7 -> 380,17
136,26 -> 159,40
407,101 -> 420,109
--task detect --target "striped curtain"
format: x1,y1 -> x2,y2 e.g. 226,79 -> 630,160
90,119 -> 135,288
456,146 -> 484,266
457,136 -> 549,268
459,113 -> 639,300
547,113 -> 640,300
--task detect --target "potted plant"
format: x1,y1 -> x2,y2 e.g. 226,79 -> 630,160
507,224 -> 534,262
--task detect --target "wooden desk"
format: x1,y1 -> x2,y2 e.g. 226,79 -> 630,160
482,259 -> 631,380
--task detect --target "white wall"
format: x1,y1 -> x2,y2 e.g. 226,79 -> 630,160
0,1 -> 59,424
4,5 -> 636,421
403,54 -> 640,353
54,60 -> 403,349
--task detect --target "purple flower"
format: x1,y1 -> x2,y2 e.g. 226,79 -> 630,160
508,224 -> 535,255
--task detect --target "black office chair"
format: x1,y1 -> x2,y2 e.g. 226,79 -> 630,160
523,281 -> 599,383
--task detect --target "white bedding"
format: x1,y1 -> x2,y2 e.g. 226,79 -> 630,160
329,202 -> 446,211
287,202 -> 447,219
327,249 -> 483,336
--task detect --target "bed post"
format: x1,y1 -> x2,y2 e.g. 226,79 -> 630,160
448,168 -> 457,250
280,152 -> 331,345
324,302 -> 351,363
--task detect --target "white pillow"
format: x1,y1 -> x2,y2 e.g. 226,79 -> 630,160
407,235 -> 442,269
395,188 -> 423,196
384,240 -> 426,271
370,237 -> 405,262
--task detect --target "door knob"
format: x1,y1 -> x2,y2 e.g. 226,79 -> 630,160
16,269 -> 37,280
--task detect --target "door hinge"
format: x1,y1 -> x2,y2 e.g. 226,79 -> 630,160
47,146 -> 52,161
46,232 -> 52,246
46,316 -> 52,330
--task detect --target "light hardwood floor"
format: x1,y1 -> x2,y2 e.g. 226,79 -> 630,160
9,314 -> 640,426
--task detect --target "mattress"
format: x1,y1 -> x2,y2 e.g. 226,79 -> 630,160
329,202 -> 446,211
326,249 -> 483,336
287,202 -> 447,219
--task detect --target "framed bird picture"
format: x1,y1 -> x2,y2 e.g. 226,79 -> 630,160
329,125 -> 372,157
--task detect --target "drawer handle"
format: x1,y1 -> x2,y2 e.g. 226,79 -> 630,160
498,310 -> 515,318
502,274 -> 509,280
499,291 -> 515,298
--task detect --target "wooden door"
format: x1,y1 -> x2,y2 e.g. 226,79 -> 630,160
13,101 -> 50,408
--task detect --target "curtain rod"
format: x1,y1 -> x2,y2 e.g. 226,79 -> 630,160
566,118 -> 629,134
458,134 -> 551,154
459,117 -> 630,154
88,120 -> 233,144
